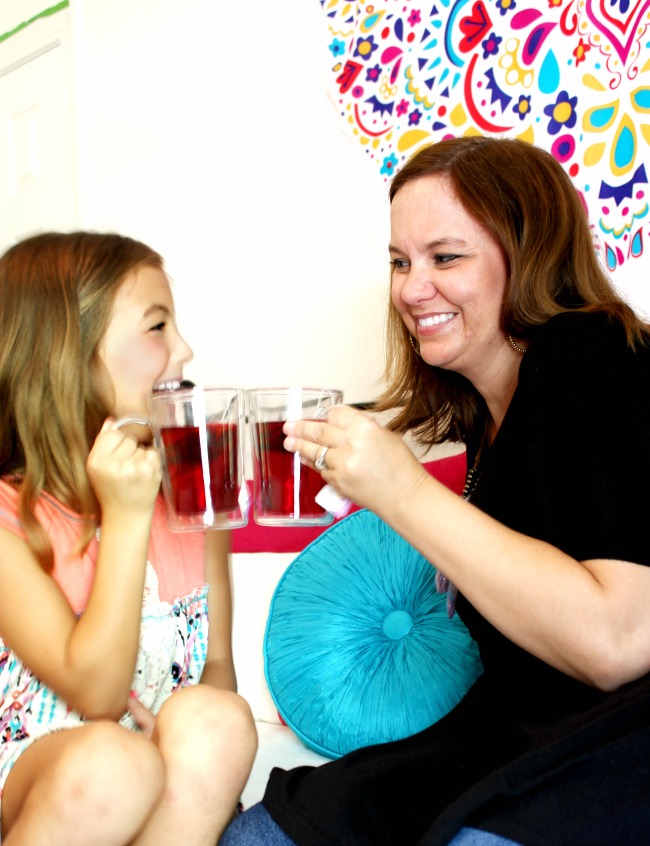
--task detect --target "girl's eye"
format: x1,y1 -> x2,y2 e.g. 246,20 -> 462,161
150,322 -> 166,332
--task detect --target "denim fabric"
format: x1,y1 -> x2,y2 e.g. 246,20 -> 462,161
447,829 -> 522,846
219,803 -> 297,846
219,804 -> 523,846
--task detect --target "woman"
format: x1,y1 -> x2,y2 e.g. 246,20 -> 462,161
221,136 -> 650,846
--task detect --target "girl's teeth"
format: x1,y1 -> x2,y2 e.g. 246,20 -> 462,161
418,313 -> 455,327
153,381 -> 181,393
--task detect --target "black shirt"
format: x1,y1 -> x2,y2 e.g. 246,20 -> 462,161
263,311 -> 650,846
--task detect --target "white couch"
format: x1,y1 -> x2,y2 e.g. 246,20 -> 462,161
231,549 -> 330,809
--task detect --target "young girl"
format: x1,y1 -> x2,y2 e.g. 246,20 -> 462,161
0,232 -> 257,845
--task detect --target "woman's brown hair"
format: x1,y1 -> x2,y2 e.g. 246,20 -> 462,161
0,231 -> 163,571
376,135 -> 649,446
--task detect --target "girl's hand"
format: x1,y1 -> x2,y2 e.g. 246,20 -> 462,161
86,419 -> 162,516
127,693 -> 156,738
283,405 -> 429,519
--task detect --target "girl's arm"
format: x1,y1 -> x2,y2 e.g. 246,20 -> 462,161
0,422 -> 160,720
201,529 -> 237,692
124,530 -> 237,736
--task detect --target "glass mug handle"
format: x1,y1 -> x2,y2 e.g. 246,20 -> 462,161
112,416 -> 150,430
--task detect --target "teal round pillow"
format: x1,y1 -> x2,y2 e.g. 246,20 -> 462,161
263,509 -> 483,759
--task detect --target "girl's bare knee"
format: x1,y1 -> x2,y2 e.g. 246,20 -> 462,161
3,722 -> 165,843
159,686 -> 254,734
43,723 -> 164,822
156,687 -> 257,770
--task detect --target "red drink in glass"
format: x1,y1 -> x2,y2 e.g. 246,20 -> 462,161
253,420 -> 327,520
160,422 -> 239,516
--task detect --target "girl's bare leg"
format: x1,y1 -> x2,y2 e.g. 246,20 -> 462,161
133,685 -> 257,846
1,721 -> 165,846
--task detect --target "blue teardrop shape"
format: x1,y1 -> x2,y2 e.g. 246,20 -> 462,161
615,124 -> 634,170
538,50 -> 560,95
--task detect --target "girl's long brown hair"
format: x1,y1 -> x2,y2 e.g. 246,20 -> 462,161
0,231 -> 163,571
375,135 -> 649,446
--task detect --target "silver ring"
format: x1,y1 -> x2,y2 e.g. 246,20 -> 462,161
314,446 -> 329,471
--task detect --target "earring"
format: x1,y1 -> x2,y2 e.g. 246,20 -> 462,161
409,334 -> 421,356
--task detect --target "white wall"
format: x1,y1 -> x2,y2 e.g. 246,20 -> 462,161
69,0 -> 390,403
2,1 -> 648,402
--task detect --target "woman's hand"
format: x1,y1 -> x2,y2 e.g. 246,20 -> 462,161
86,419 -> 162,518
283,405 -> 429,519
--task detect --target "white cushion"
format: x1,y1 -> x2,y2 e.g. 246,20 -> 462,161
232,551 -> 296,723
242,721 -> 329,808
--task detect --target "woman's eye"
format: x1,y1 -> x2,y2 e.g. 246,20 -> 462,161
150,322 -> 166,332
389,259 -> 409,271
435,253 -> 460,265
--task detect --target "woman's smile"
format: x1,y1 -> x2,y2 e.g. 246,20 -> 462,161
389,174 -> 512,386
416,312 -> 457,329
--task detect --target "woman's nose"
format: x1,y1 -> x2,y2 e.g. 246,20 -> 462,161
397,266 -> 437,305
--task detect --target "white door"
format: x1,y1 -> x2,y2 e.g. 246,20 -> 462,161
0,8 -> 76,254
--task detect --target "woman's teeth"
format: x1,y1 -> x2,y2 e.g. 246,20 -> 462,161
418,313 -> 455,327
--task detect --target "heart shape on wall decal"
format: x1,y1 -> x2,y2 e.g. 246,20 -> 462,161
585,0 -> 650,65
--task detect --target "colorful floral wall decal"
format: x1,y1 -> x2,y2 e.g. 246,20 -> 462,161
318,0 -> 650,276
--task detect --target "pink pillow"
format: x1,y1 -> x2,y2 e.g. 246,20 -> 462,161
232,452 -> 466,554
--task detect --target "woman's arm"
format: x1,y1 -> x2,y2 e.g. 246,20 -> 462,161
283,406 -> 650,692
201,529 -> 237,692
0,422 -> 160,720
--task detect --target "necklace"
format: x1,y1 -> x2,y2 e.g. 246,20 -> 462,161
508,334 -> 527,354
461,453 -> 483,500
436,444 -> 486,618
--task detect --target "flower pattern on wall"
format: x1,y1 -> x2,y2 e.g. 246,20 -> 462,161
318,0 -> 650,275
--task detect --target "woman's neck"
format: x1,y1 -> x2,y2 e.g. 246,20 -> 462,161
479,362 -> 521,441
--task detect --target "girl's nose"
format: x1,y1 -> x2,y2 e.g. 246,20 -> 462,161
175,331 -> 194,366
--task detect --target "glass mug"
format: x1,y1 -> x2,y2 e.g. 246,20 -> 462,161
114,386 -> 248,531
246,387 -> 343,527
